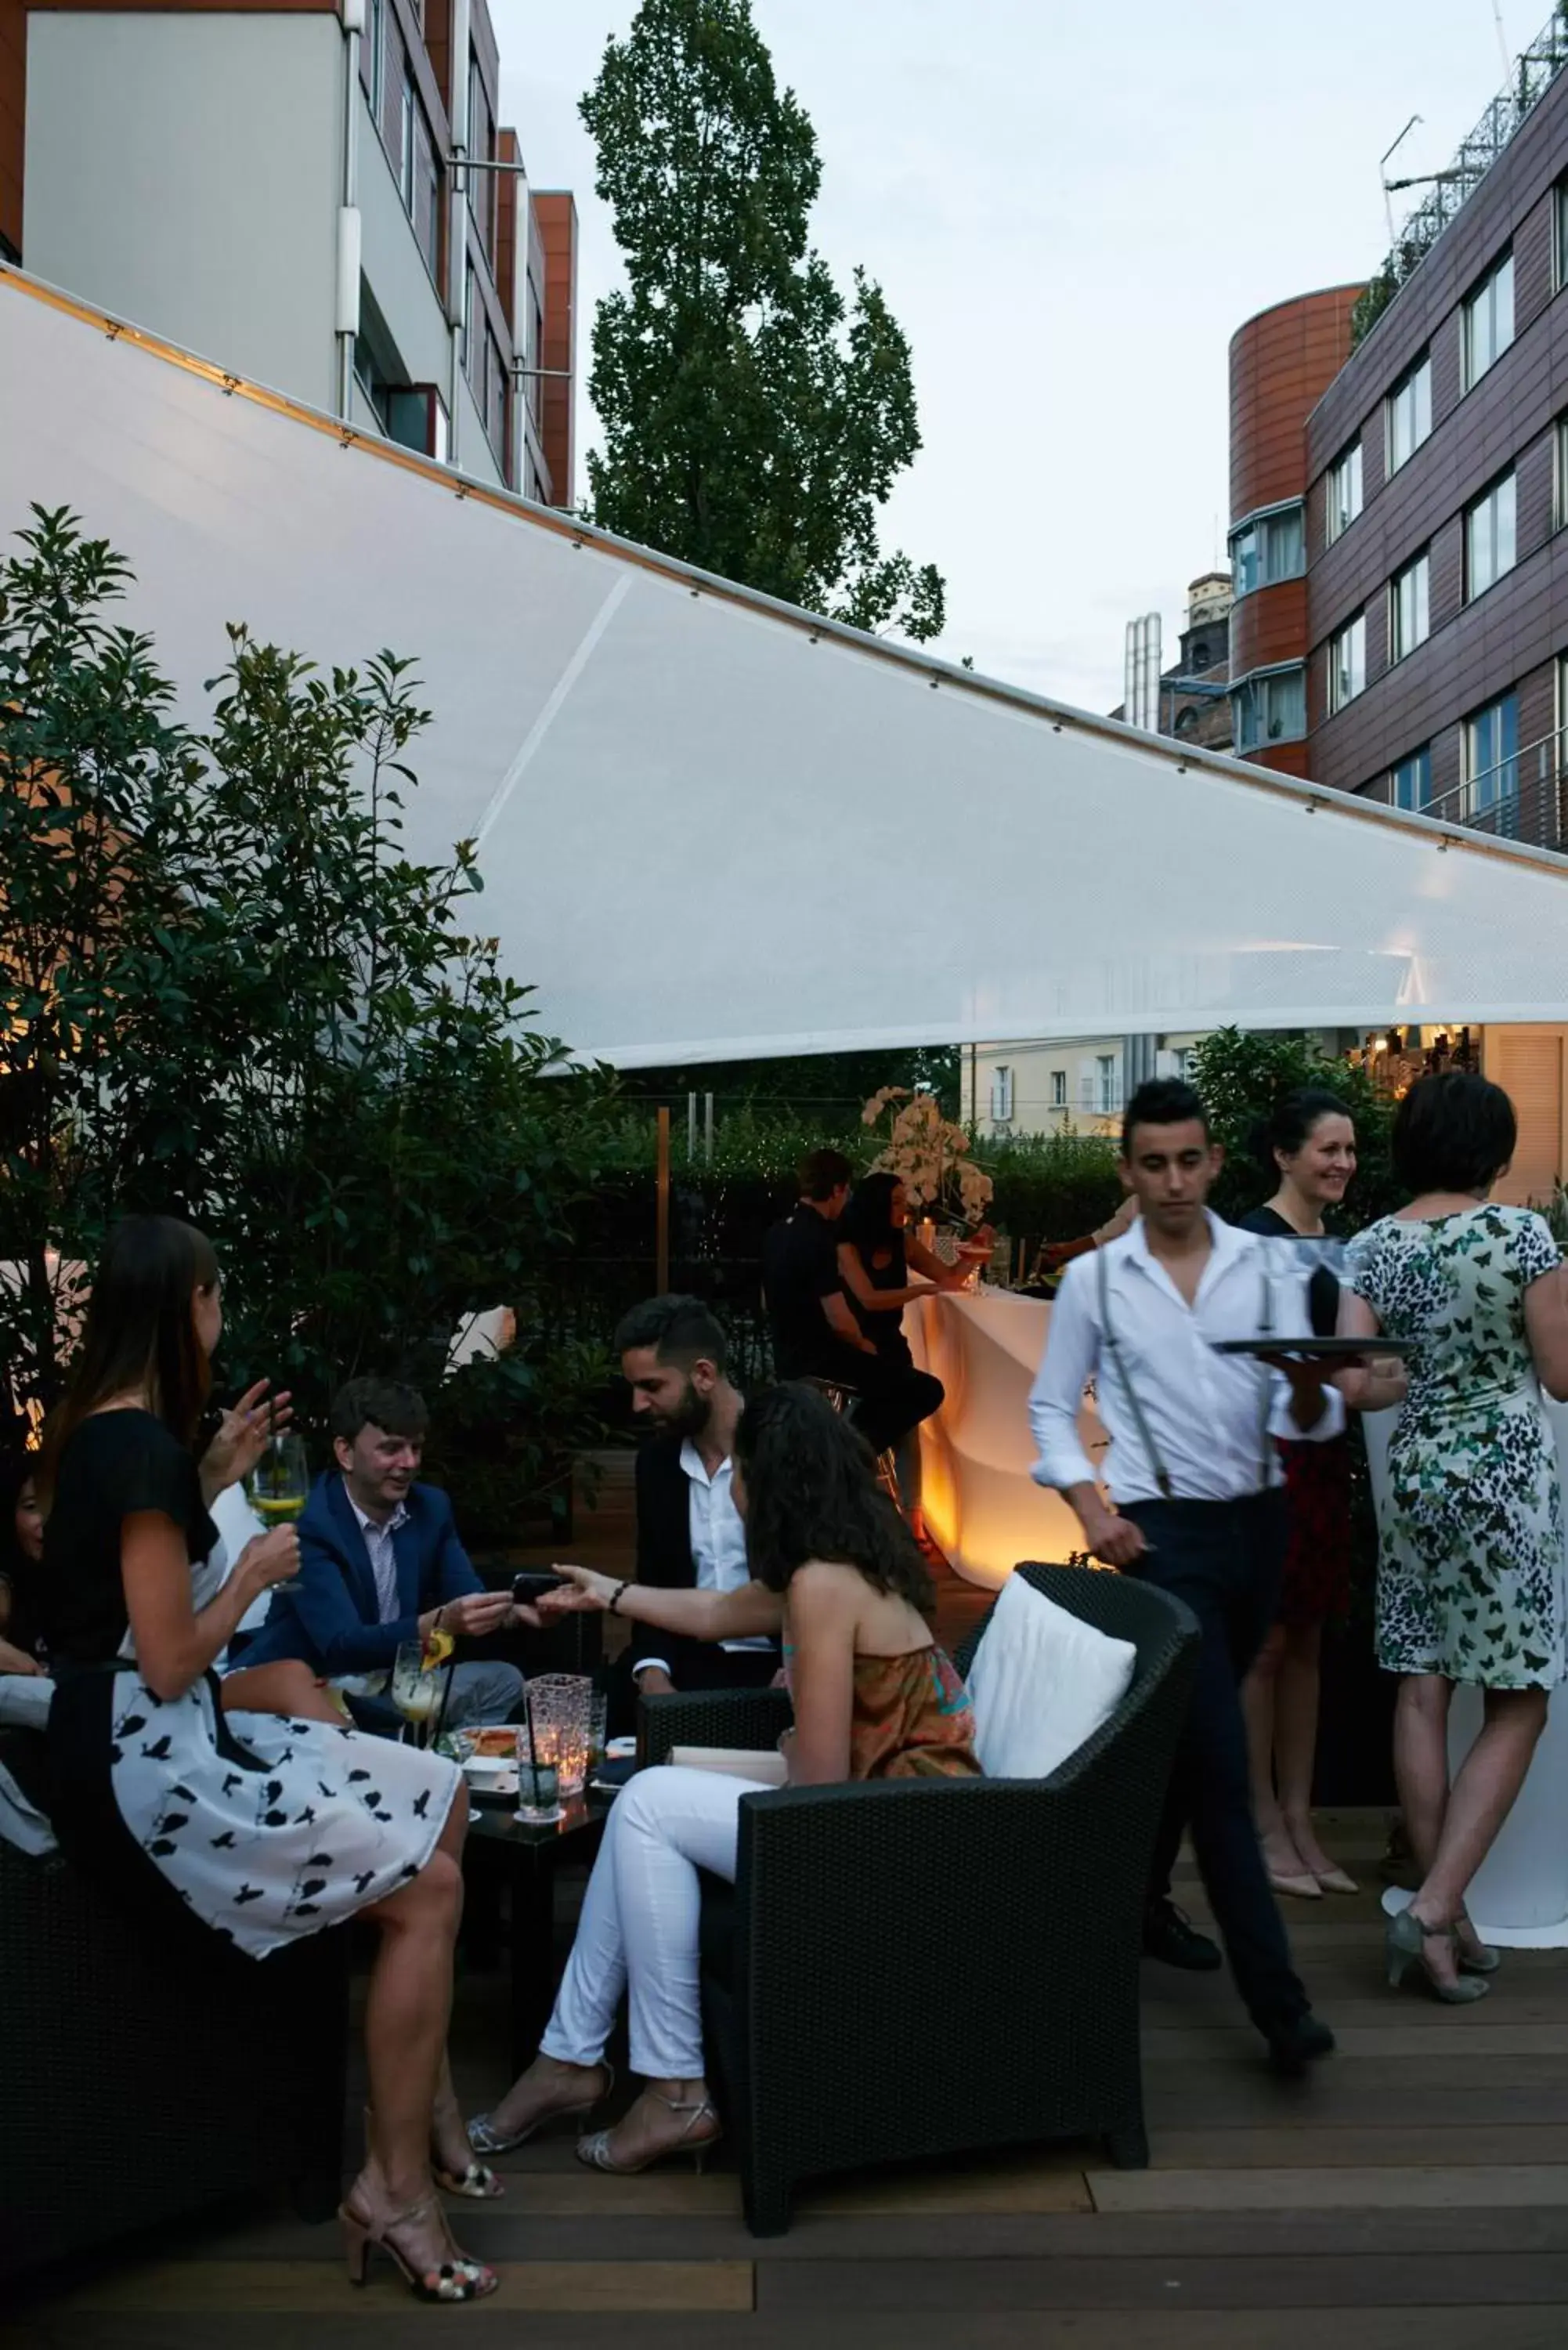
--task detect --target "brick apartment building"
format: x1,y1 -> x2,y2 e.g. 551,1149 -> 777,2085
0,0 -> 576,503
1228,9 -> 1568,850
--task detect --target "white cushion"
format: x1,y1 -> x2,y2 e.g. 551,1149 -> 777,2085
966,1571 -> 1136,1779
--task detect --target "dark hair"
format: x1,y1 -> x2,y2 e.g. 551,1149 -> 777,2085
1392,1071 -> 1516,1195
1,1450 -> 42,1653
1250,1086 -> 1353,1178
1122,1078 -> 1209,1159
797,1147 -> 854,1202
330,1376 -> 429,1447
735,1383 -> 933,1611
39,1216 -> 219,1504
837,1171 -> 902,1253
612,1293 -> 729,1376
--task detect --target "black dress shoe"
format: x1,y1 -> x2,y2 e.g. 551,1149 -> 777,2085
1142,1899 -> 1222,1972
1265,2011 -> 1335,2075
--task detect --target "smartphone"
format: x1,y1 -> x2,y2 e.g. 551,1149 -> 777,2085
511,1571 -> 568,1604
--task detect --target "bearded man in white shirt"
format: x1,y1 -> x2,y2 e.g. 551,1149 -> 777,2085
1028,1079 -> 1339,2076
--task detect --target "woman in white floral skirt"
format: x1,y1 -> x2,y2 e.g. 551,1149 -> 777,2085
41,1216 -> 495,2305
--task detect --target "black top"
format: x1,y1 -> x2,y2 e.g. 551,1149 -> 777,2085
763,1206 -> 844,1377
41,1410 -> 217,1665
1237,1205 -> 1306,1238
843,1230 -> 913,1366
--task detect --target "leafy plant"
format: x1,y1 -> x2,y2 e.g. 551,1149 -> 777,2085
580,0 -> 946,641
0,507 -> 611,1514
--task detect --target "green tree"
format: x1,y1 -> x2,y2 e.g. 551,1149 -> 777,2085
580,0 -> 946,641
1188,1027 -> 1399,1231
1,509 -> 609,1523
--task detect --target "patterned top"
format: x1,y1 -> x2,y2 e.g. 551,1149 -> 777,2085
786,1643 -> 981,1780
1346,1203 -> 1566,1687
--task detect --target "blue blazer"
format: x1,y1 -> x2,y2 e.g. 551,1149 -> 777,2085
237,1473 -> 484,1677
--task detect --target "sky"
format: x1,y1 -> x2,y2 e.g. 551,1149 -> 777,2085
493,0 -> 1529,714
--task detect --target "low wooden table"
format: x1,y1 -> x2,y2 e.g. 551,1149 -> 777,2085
466,1790 -> 613,2074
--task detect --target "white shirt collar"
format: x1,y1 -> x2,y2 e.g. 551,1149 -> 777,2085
1122,1206 -> 1252,1309
343,1478 -> 410,1538
678,1437 -> 732,1488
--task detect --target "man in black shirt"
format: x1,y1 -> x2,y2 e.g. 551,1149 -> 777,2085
762,1149 -> 942,1456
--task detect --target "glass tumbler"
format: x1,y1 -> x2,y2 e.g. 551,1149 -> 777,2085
526,1673 -> 594,1799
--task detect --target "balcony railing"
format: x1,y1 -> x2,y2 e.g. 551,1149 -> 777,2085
1422,727 -> 1568,853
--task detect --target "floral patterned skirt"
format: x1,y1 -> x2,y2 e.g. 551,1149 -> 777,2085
47,1662 -> 460,1958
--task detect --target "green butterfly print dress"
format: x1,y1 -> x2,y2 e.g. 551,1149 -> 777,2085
1346,1204 -> 1566,1690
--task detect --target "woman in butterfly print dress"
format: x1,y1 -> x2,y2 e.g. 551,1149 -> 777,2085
40,1217 -> 497,2305
1341,1076 -> 1568,2004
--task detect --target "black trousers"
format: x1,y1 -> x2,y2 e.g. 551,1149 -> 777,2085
607,1637 -> 782,1738
791,1343 -> 945,1458
1122,1489 -> 1308,2032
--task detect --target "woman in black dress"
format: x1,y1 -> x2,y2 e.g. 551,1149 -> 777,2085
1237,1090 -> 1403,1901
836,1173 -> 955,1517
40,1215 -> 496,2305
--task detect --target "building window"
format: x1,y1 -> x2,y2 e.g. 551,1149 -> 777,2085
1386,351 -> 1433,473
1465,691 -> 1519,815
1556,415 -> 1568,530
1230,504 -> 1304,598
1050,1070 -> 1068,1109
374,13 -> 441,284
1231,665 -> 1306,751
1388,550 -> 1430,663
1328,613 -> 1367,714
989,1067 -> 1014,1123
1461,249 -> 1514,392
468,52 -> 497,262
1557,177 -> 1568,291
1465,470 -> 1516,600
1390,746 -> 1431,812
1327,441 -> 1363,543
1097,1055 -> 1118,1115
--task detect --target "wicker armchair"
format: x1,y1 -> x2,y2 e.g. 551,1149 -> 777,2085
638,1562 -> 1198,2236
0,1822 -> 349,2284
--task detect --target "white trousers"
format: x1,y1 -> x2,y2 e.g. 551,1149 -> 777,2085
540,1764 -> 763,2081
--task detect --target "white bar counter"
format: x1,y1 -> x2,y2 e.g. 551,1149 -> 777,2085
906,1287 -> 1104,1589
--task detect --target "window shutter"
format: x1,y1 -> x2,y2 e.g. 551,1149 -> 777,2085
1484,1028 -> 1564,1204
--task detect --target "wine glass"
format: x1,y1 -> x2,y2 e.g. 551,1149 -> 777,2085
251,1430 -> 310,1527
391,1638 -> 449,1748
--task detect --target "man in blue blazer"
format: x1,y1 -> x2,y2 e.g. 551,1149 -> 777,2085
233,1375 -> 525,1729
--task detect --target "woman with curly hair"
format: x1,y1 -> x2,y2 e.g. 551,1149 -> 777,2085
466,1381 -> 980,2175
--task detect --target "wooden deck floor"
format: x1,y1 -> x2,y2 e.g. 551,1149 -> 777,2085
11,1477 -> 1568,2345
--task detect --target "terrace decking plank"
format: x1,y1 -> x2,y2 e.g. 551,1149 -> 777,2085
9,2314 -> 1568,2350
756,2251 -> 1568,2312
1090,2162 -> 1568,2212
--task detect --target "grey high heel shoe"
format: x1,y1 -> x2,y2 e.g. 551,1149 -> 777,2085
1386,1907 -> 1490,2003
576,2092 -> 721,2175
1456,1911 -> 1501,1976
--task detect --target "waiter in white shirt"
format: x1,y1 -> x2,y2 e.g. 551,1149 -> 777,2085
608,1295 -> 780,1732
1028,1079 -> 1340,2075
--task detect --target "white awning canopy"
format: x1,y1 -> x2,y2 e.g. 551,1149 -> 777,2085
5,265 -> 1568,1069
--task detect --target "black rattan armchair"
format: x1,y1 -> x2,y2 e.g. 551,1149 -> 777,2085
0,1822 -> 349,2284
638,1562 -> 1198,2236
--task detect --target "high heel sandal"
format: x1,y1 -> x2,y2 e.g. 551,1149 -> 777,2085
1386,1907 -> 1491,2004
339,2191 -> 498,2303
576,2092 -> 722,2176
373,2097 -> 503,2201
467,2063 -> 615,2157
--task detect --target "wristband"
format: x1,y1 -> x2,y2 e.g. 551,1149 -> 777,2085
609,1581 -> 630,1615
